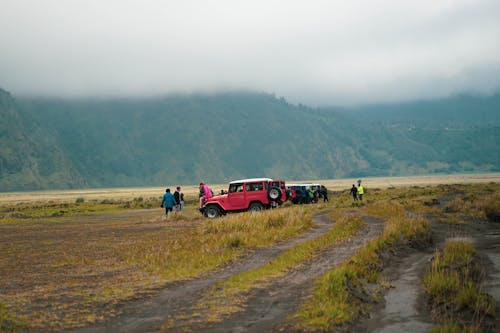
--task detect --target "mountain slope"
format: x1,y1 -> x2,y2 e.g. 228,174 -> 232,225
0,90 -> 498,191
0,89 -> 86,191
18,93 -> 359,187
335,94 -> 500,174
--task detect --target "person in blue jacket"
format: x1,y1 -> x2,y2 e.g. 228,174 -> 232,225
161,188 -> 177,220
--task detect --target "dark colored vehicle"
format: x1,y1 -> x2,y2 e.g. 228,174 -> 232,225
286,183 -> 322,204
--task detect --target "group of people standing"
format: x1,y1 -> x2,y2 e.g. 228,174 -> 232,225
350,181 -> 365,204
161,180 -> 366,219
288,185 -> 328,204
161,182 -> 215,219
160,186 -> 184,219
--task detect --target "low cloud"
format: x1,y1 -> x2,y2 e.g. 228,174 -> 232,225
1,0 -> 499,105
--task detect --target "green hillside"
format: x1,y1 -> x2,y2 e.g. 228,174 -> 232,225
1,88 -> 499,191
0,89 -> 86,190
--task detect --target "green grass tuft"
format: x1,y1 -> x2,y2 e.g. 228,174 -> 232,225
0,303 -> 22,333
424,241 -> 495,332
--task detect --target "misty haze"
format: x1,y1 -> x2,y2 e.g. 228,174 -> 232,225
1,0 -> 500,105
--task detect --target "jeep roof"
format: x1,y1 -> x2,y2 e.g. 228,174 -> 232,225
229,178 -> 274,184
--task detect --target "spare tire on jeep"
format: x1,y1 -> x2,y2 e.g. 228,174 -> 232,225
267,186 -> 282,202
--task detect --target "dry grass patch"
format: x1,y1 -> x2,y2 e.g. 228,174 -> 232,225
434,183 -> 500,225
162,209 -> 366,329
0,197 -> 165,224
443,190 -> 500,221
0,204 -> 312,331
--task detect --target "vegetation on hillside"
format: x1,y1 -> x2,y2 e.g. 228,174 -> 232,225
1,87 -> 499,191
0,89 -> 86,190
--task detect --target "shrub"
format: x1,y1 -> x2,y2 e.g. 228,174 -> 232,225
0,303 -> 22,333
429,322 -> 466,333
424,241 -> 495,331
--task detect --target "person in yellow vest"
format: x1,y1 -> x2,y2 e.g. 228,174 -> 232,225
357,184 -> 365,203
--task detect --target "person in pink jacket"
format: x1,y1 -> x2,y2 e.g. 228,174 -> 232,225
199,182 -> 213,208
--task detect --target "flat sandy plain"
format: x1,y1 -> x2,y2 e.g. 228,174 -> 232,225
1,173 -> 499,204
1,173 -> 499,332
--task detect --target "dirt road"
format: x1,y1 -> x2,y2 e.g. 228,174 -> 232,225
354,211 -> 500,333
69,213 -> 383,333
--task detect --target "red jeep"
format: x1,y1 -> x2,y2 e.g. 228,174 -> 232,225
202,178 -> 287,218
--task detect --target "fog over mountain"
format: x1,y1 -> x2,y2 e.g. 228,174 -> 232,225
1,0 -> 500,105
1,1 -> 499,190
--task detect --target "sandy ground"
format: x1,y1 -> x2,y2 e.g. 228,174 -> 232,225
67,191 -> 499,333
2,180 -> 498,332
1,173 -> 499,204
68,204 -> 500,333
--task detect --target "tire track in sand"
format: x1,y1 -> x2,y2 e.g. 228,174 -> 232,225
189,214 -> 383,333
70,211 -> 343,333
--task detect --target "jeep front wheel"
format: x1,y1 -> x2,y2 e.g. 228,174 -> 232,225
248,202 -> 264,213
205,205 -> 222,218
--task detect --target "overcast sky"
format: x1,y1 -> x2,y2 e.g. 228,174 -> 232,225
1,0 -> 500,105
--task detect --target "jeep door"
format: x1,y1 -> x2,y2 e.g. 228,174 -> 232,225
245,181 -> 265,205
227,183 -> 246,210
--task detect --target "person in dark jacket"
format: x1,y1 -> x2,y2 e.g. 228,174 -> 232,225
174,186 -> 181,213
321,185 -> 329,202
161,188 -> 177,220
350,184 -> 358,202
301,187 -> 308,204
180,190 -> 185,211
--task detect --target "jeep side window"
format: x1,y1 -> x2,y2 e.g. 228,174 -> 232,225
229,183 -> 243,193
246,182 -> 263,191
